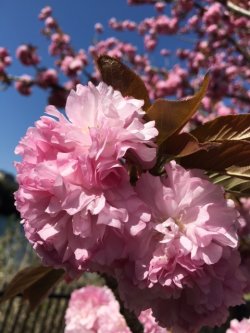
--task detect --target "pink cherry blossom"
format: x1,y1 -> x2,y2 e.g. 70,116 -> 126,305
65,285 -> 172,333
38,6 -> 52,20
226,318 -> 250,333
117,247 -> 245,333
135,161 -> 238,281
65,286 -> 131,333
45,16 -> 57,29
15,81 -> 156,277
95,23 -> 104,33
155,2 -> 165,13
60,56 -> 85,76
15,75 -> 33,95
36,68 -> 58,88
114,161 -> 244,332
0,47 -> 12,73
16,45 -> 40,66
139,309 -> 169,333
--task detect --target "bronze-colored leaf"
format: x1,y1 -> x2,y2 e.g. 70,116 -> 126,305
208,172 -> 250,196
191,114 -> 250,143
0,265 -> 64,310
23,268 -> 65,310
146,73 -> 210,144
160,132 -> 214,158
180,140 -> 250,179
97,55 -> 151,110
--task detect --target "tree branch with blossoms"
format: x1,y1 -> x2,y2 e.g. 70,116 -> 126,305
1,1 -> 250,119
1,2 -> 250,333
1,54 -> 250,332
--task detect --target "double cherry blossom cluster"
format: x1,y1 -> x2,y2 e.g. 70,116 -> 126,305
15,81 -> 246,332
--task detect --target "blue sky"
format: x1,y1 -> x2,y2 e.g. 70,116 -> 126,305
0,0 -> 184,175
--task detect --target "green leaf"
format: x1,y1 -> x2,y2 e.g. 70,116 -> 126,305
0,265 -> 64,310
208,172 -> 250,196
97,55 -> 151,110
146,73 -> 210,144
191,114 -> 250,143
180,140 -> 250,179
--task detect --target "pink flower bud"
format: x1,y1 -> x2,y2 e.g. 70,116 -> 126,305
16,45 -> 40,66
107,49 -> 122,59
160,48 -> 170,56
188,15 -> 199,28
60,56 -> 84,76
123,20 -> 136,31
155,2 -> 165,12
45,16 -> 57,28
226,66 -> 237,77
144,34 -> 157,51
94,22 -> 104,33
4,56 -> 12,66
15,75 -> 32,95
38,6 -> 52,20
176,48 -> 189,59
207,24 -> 217,34
203,3 -> 223,24
0,47 -> 8,58
227,318 -> 250,333
234,17 -> 248,28
51,33 -> 70,44
36,68 -> 58,88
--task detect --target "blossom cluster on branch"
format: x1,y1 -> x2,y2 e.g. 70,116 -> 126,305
0,1 -> 249,122
1,2 -> 250,332
13,53 -> 250,331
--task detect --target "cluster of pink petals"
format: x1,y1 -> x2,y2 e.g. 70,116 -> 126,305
16,45 -> 40,66
226,318 -> 250,333
155,65 -> 187,97
15,75 -> 33,95
88,38 -> 137,65
115,162 -> 245,332
118,248 -> 244,332
15,82 -> 157,277
38,6 -> 52,20
36,68 -> 58,88
0,47 -> 12,73
139,309 -> 169,333
60,50 -> 88,76
14,78 -> 247,331
65,286 -> 131,333
109,18 -> 136,32
65,286 -> 170,333
49,32 -> 71,56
